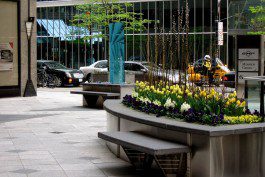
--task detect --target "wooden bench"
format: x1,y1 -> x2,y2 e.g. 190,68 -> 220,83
98,131 -> 190,177
70,91 -> 120,108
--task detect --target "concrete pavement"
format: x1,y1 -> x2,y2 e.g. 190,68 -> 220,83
0,88 -> 161,177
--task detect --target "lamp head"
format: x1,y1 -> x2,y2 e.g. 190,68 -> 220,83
26,17 -> 35,39
28,17 -> 35,23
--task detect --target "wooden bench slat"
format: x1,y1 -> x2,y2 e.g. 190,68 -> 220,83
70,91 -> 120,97
98,131 -> 190,155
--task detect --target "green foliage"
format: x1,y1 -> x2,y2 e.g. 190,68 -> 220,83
126,81 -> 261,125
248,2 -> 265,35
72,0 -> 153,40
134,81 -> 246,117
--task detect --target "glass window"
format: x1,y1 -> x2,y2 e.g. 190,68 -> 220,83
124,63 -> 132,70
37,62 -> 43,69
44,61 -> 67,69
36,0 -> 229,70
95,61 -> 108,68
129,63 -> 144,71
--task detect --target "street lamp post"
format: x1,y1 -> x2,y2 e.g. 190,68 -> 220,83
24,17 -> 37,97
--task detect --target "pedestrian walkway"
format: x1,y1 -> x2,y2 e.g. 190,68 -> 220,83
0,88 -> 161,177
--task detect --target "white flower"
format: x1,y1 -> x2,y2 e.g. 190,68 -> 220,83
131,91 -> 138,98
153,100 -> 161,106
180,102 -> 191,113
143,98 -> 151,104
164,98 -> 176,108
139,97 -> 151,104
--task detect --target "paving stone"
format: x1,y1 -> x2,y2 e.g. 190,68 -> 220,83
10,168 -> 39,174
21,159 -> 59,166
64,170 -> 106,177
0,88 -> 162,177
0,172 -> 27,177
0,160 -> 22,166
27,170 -> 67,177
6,150 -> 27,153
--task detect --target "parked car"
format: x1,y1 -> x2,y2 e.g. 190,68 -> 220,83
80,60 -> 149,82
80,60 -> 186,84
37,60 -> 84,87
222,71 -> 235,88
127,56 -> 146,61
80,60 -> 108,81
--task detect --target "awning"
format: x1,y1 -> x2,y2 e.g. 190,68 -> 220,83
37,19 -> 102,43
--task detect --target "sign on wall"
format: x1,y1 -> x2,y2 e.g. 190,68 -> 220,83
238,49 -> 259,59
218,22 -> 223,46
237,48 -> 260,85
238,72 -> 259,84
238,60 -> 259,72
0,42 -> 14,71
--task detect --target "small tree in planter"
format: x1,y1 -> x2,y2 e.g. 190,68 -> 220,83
72,0 -> 152,59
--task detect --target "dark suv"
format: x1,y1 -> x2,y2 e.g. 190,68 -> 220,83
37,60 -> 84,86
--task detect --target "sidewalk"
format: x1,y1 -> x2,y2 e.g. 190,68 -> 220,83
0,88 -> 157,177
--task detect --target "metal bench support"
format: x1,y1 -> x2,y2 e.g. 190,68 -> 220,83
154,153 -> 187,177
98,131 -> 190,177
123,147 -> 154,170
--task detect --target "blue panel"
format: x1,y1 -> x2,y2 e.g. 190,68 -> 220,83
37,19 -> 103,43
109,22 -> 125,84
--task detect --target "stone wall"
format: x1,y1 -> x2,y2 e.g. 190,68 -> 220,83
0,0 -> 37,97
20,0 -> 37,96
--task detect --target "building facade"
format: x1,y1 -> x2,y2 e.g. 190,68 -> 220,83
36,0 -> 264,78
36,0 -> 229,67
0,0 -> 37,97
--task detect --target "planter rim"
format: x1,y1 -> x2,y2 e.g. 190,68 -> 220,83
104,100 -> 265,137
82,83 -> 135,87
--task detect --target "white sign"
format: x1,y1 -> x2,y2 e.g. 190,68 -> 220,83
218,22 -> 223,46
238,72 -> 258,84
0,43 -> 14,71
238,60 -> 259,72
238,49 -> 259,59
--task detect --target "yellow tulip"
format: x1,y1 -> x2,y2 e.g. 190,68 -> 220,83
241,101 -> 246,107
230,98 -> 236,103
200,91 -> 206,97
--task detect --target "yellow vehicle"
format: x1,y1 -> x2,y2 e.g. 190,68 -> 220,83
187,58 -> 230,86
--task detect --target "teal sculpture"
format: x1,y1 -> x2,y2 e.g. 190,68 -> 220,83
109,22 -> 125,84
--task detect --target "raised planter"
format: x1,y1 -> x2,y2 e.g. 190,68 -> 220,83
91,72 -> 149,84
91,72 -> 135,84
104,99 -> 265,177
82,83 -> 134,107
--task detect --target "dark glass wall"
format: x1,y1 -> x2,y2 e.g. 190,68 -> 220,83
37,0 -> 229,69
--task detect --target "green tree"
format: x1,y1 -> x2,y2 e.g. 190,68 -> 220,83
72,0 -> 152,40
248,1 -> 265,35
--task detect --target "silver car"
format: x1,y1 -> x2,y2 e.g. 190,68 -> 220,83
80,60 -> 149,82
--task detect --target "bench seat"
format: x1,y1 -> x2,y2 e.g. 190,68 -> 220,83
98,131 -> 190,177
98,131 -> 190,155
70,90 -> 120,108
70,90 -> 120,97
